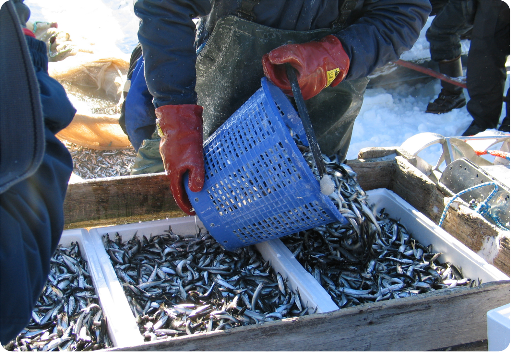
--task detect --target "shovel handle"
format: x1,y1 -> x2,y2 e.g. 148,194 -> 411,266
395,59 -> 467,89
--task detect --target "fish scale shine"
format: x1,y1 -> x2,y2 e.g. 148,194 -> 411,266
4,242 -> 112,351
284,143 -> 476,308
103,230 -> 310,342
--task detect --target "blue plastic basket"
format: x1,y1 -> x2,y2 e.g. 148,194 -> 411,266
186,78 -> 347,250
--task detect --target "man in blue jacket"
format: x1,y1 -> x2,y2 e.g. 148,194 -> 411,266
126,0 -> 431,215
0,0 -> 75,344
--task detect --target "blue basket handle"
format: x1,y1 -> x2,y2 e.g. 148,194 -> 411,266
261,78 -> 309,147
286,64 -> 327,179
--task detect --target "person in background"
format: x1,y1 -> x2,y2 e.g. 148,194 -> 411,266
124,0 -> 431,215
462,0 -> 509,135
425,0 -> 509,135
0,0 -> 75,344
424,0 -> 474,114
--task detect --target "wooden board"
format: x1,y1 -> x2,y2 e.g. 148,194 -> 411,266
64,172 -> 185,228
63,159 -> 396,227
106,281 -> 509,351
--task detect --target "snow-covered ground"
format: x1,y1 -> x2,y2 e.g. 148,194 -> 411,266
25,0 -> 138,56
25,0 -> 509,167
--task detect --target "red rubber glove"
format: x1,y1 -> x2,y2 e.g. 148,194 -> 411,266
156,104 -> 205,215
262,35 -> 350,100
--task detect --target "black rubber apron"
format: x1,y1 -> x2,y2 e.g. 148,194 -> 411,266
196,15 -> 368,158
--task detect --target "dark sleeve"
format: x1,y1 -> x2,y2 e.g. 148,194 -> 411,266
134,0 -> 212,108
0,37 -> 75,345
334,0 -> 431,80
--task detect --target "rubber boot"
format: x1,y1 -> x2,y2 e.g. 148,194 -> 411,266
461,120 -> 487,136
498,89 -> 510,132
426,56 -> 466,114
498,116 -> 509,132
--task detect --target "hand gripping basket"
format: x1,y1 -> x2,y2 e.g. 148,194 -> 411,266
186,78 -> 347,250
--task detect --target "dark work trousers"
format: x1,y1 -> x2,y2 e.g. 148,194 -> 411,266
429,0 -> 448,16
466,0 -> 510,129
426,0 -> 475,61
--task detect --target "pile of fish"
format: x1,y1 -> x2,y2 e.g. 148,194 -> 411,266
103,230 -> 310,342
282,145 -> 477,308
66,142 -> 136,179
4,242 -> 112,351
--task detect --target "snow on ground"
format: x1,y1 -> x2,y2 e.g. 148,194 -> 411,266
24,0 -> 509,167
350,80 -> 474,161
25,0 -> 138,56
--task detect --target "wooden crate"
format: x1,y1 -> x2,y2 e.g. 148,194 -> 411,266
107,282 -> 508,351
352,147 -> 509,276
62,150 -> 510,350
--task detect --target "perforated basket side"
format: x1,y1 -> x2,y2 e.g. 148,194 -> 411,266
187,79 -> 346,250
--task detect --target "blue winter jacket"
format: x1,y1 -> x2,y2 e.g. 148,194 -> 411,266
0,36 -> 75,344
134,0 -> 431,108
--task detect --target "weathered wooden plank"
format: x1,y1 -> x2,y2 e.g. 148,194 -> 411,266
107,281 -> 509,351
63,211 -> 185,230
389,156 -> 446,223
494,236 -> 510,275
63,159 -> 396,228
345,158 -> 395,192
64,172 -> 185,227
388,156 -> 509,276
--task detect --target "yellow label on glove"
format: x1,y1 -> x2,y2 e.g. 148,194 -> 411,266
326,68 -> 340,87
156,122 -> 164,138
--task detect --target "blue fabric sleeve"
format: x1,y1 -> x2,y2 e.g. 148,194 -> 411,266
0,36 -> 75,344
335,0 -> 431,80
134,0 -> 430,107
134,0 -> 212,108
125,56 -> 158,151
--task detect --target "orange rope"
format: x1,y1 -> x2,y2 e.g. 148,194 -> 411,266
474,149 -> 510,160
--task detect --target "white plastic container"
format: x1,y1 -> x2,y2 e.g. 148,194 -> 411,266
61,228 -> 143,347
364,188 -> 509,282
86,188 -> 509,344
86,215 -> 335,342
86,216 -> 207,341
487,303 -> 510,351
258,188 -> 509,312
